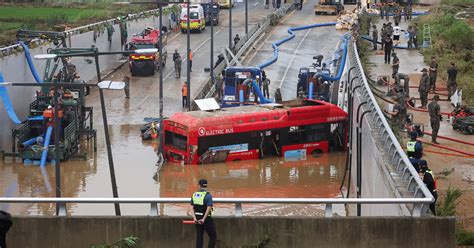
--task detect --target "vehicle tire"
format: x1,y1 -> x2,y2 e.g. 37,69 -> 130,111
311,149 -> 323,155
181,29 -> 186,33
315,11 -> 319,15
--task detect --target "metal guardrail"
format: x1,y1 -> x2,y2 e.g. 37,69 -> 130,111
0,6 -> 175,55
191,3 -> 294,109
348,41 -> 434,213
0,197 -> 432,217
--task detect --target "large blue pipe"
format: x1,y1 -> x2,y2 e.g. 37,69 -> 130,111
0,72 -> 22,124
239,89 -> 244,106
308,81 -> 314,100
251,80 -> 272,104
19,134 -> 44,150
40,125 -> 53,167
318,35 -> 349,82
19,41 -> 42,83
257,22 -> 337,69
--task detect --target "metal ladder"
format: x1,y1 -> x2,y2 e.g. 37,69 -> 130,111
422,24 -> 432,50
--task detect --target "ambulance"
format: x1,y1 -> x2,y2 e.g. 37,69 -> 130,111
180,4 -> 206,33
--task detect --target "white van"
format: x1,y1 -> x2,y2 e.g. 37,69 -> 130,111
180,4 -> 206,33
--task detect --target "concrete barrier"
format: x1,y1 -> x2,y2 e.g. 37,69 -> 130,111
7,216 -> 455,247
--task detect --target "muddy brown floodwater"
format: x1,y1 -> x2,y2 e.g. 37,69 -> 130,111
0,124 -> 347,216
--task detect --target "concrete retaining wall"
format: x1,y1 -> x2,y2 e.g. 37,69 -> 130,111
7,216 -> 455,247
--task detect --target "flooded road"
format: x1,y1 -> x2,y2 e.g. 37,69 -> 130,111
0,0 -> 349,217
0,123 -> 346,216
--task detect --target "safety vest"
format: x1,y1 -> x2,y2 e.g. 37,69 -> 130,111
407,141 -> 416,152
425,169 -> 437,190
192,191 -> 211,219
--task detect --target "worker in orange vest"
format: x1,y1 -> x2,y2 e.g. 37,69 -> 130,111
188,50 -> 193,72
182,83 -> 188,108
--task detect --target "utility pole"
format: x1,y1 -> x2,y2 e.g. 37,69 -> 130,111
245,0 -> 248,35
158,0 -> 164,155
229,2 -> 232,49
187,0 -> 191,111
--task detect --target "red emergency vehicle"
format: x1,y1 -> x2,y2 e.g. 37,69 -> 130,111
127,28 -> 168,76
163,99 -> 348,164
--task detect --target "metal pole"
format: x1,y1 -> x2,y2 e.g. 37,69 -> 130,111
229,1 -> 232,49
210,7 -> 214,92
53,79 -> 61,214
158,2 -> 164,155
187,0 -> 191,111
99,88 -> 121,215
245,0 -> 248,35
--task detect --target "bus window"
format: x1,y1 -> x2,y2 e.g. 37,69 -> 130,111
197,132 -> 258,156
287,124 -> 329,144
165,131 -> 188,151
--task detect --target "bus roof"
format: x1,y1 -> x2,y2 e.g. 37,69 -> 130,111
166,99 -> 348,131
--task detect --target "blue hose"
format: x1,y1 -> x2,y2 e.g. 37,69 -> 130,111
318,35 -> 349,82
40,125 -> 53,167
19,134 -> 44,150
257,22 -> 337,69
0,72 -> 22,124
308,81 -> 314,100
19,41 -> 42,83
251,80 -> 272,104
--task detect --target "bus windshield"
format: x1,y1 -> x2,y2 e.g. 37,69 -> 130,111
165,131 -> 187,151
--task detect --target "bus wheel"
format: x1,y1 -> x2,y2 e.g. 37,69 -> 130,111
232,159 -> 242,162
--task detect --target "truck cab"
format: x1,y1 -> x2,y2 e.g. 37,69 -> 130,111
222,66 -> 263,107
180,4 -> 206,33
200,0 -> 220,25
126,28 -> 168,76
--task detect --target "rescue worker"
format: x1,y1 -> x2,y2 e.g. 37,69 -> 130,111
191,179 -> 217,248
371,25 -> 378,50
385,95 -> 405,129
428,95 -> 441,144
395,73 -> 410,97
298,87 -> 305,99
447,62 -> 458,101
429,56 -> 438,92
380,24 -> 387,50
274,88 -> 282,103
182,83 -> 188,109
233,34 -> 240,47
407,25 -> 414,49
0,210 -> 12,248
412,23 -> 418,48
215,73 -> 224,101
262,76 -> 271,99
420,160 -> 437,215
391,53 -> 400,79
418,68 -> 430,108
173,50 -> 182,79
123,75 -> 130,99
383,36 -> 393,64
406,131 -> 423,160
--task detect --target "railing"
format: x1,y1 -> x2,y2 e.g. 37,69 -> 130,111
348,41 -> 434,213
0,197 -> 432,217
0,6 -> 176,55
191,3 -> 295,109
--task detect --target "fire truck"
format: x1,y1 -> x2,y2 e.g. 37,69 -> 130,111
126,28 -> 168,76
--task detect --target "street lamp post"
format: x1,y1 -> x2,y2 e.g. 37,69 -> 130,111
229,1 -> 232,49
245,0 -> 248,35
187,0 -> 191,111
158,1 -> 164,156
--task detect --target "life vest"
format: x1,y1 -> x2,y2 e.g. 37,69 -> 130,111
192,191 -> 212,219
425,169 -> 437,190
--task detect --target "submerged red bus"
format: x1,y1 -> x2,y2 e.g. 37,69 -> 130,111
163,99 -> 348,164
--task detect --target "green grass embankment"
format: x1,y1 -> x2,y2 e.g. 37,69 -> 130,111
415,1 -> 474,105
0,3 -> 152,46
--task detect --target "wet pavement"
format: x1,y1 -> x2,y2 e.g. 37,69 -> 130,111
0,0 -> 350,216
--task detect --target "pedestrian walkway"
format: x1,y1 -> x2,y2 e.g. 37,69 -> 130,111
365,8 -> 474,230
